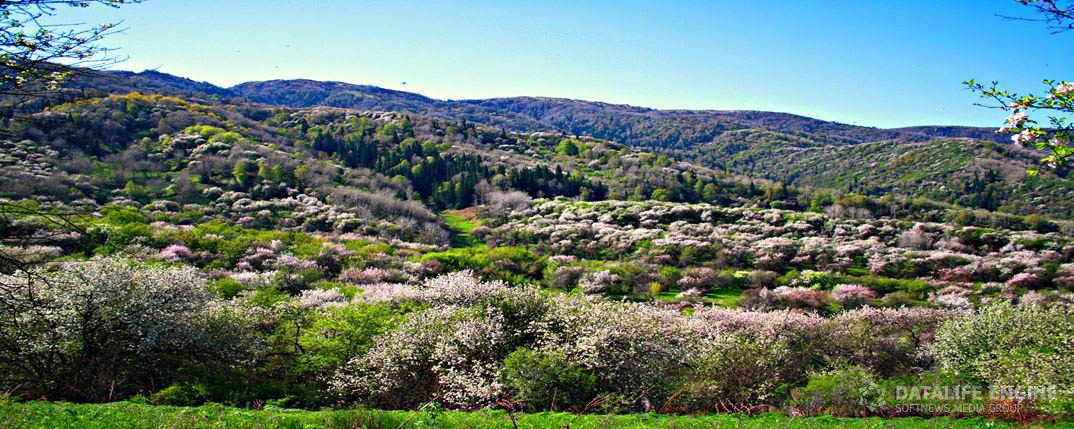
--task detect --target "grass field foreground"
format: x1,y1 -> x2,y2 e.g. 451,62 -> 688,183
0,401 -> 1069,429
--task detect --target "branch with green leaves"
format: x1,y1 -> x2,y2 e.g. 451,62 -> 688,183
966,78 -> 1073,173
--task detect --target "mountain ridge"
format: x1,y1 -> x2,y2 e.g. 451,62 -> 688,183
66,69 -> 1006,148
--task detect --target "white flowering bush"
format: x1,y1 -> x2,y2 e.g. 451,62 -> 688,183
0,258 -> 246,401
535,297 -> 695,407
579,270 -> 619,294
328,270 -> 975,413
330,305 -> 509,409
933,302 -> 1074,413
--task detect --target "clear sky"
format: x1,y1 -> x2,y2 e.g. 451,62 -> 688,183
60,0 -> 1072,128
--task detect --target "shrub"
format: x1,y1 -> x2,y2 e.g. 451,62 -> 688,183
791,366 -> 879,417
684,336 -> 798,407
579,270 -> 619,294
339,267 -> 396,285
330,305 -> 509,410
830,307 -> 956,377
213,276 -> 245,298
832,284 -> 877,308
546,265 -> 585,289
500,348 -> 597,412
933,302 -> 1074,409
538,298 -> 693,409
296,303 -> 408,377
0,258 -> 246,401
157,244 -> 192,262
773,286 -> 832,310
151,382 -> 207,406
749,270 -> 780,288
297,288 -> 347,309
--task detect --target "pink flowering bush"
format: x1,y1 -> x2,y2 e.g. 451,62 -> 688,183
579,270 -> 619,294
157,244 -> 192,262
676,267 -> 721,291
773,286 -> 832,310
832,284 -> 877,308
1006,272 -> 1040,289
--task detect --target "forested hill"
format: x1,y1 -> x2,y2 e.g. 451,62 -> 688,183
65,69 -> 1005,150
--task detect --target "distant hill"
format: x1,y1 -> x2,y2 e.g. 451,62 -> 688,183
64,70 -> 1006,150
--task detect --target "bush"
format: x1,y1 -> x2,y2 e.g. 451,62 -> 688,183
330,305 -> 510,410
296,303 -> 408,377
500,348 -> 597,412
832,284 -> 876,308
152,382 -> 207,406
791,366 -> 879,417
214,277 -> 245,298
0,258 -> 247,401
933,302 -> 1074,412
684,336 -> 798,407
830,307 -> 955,377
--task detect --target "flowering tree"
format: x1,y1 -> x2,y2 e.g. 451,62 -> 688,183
966,0 -> 1073,172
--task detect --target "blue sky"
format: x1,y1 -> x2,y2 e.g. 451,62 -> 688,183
63,0 -> 1071,128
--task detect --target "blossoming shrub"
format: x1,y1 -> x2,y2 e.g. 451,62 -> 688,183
329,272 -> 977,413
579,270 -> 619,294
0,258 -> 246,401
830,307 -> 956,377
330,305 -> 509,409
683,335 -> 799,408
933,302 -> 1074,412
832,284 -> 877,308
536,298 -> 694,408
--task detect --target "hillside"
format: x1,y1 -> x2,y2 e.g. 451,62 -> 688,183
25,69 -> 1066,220
695,129 -> 1074,218
2,72 -> 1073,422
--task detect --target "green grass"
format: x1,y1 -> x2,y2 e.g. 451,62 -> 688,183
1,401 -> 1062,429
706,287 -> 745,307
633,287 -> 745,308
442,210 -> 479,249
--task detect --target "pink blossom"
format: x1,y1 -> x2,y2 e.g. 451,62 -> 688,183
1052,82 -> 1073,97
1019,291 -> 1047,306
1006,111 -> 1028,127
1011,129 -> 1036,146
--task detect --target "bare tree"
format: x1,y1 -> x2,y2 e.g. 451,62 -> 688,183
1006,0 -> 1074,33
0,200 -> 84,275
